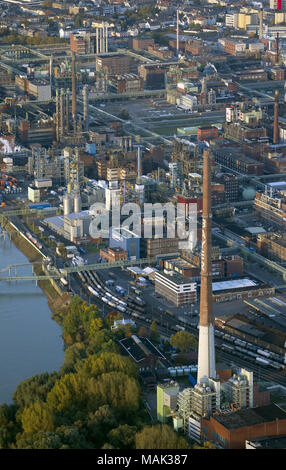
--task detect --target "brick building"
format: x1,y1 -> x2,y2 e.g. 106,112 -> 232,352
201,404 -> 286,449
257,233 -> 286,262
213,147 -> 264,175
197,126 -> 219,142
99,246 -> 128,262
130,37 -> 155,50
96,54 -> 132,75
110,74 -> 144,94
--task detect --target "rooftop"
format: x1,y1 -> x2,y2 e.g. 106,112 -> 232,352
156,270 -> 196,286
214,404 -> 286,430
119,335 -> 166,363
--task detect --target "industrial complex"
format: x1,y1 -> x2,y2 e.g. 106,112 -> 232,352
1,0 -> 286,452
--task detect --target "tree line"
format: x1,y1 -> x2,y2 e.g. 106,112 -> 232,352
0,296 -> 191,449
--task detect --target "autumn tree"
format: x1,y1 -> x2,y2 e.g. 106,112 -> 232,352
135,424 -> 190,449
21,401 -> 54,435
138,326 -> 148,337
150,321 -> 159,342
13,372 -> 59,409
169,331 -> 198,352
107,424 -> 137,449
76,352 -> 138,380
193,441 -> 216,449
46,373 -> 86,413
86,372 -> 140,418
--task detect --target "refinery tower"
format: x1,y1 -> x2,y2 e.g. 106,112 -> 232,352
197,149 -> 216,385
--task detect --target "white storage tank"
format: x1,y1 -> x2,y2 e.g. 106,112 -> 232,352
74,191 -> 82,213
63,193 -> 73,215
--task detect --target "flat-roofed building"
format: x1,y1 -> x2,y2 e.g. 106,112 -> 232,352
155,270 -> 197,306
202,404 -> 286,449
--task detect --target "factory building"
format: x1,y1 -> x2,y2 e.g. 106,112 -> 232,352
109,227 -> 140,260
157,382 -> 180,423
70,27 -> 109,55
257,232 -> 286,262
110,74 -> 144,94
254,191 -> 286,228
44,211 -> 95,244
201,404 -> 286,449
15,76 -> 51,101
213,147 -> 264,175
154,271 -> 197,307
99,246 -> 128,262
212,277 -> 275,303
96,54 -> 132,75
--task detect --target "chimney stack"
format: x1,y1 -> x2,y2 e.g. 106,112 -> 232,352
197,149 -> 216,385
273,89 -> 279,145
276,32 -> 279,64
259,8 -> 263,40
83,85 -> 89,132
72,51 -> 77,120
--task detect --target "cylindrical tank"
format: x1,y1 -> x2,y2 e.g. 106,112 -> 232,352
74,191 -> 81,213
63,193 -> 73,215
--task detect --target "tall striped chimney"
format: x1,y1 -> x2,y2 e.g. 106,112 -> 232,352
197,149 -> 216,385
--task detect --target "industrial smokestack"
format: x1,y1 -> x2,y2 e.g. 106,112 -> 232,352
83,85 -> 89,132
49,54 -> 53,87
137,146 -> 141,178
273,89 -> 279,145
60,88 -> 64,138
72,52 -> 77,120
259,8 -> 263,41
65,88 -> 69,133
55,88 -> 60,141
176,10 -> 179,56
276,32 -> 279,65
197,149 -> 216,385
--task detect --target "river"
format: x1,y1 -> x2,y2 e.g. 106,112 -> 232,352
0,232 -> 64,404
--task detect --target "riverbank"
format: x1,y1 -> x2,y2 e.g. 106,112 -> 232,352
0,223 -> 66,404
3,218 -> 71,320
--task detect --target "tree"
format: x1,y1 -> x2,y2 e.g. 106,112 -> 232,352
119,109 -> 130,120
150,321 -> 159,343
86,405 -> 117,447
46,373 -> 86,412
88,317 -> 103,338
87,372 -> 140,418
169,331 -> 198,352
107,424 -> 137,449
135,424 -> 190,449
13,372 -> 58,409
193,441 -> 216,449
138,326 -> 148,337
21,401 -> 54,435
76,352 -> 138,380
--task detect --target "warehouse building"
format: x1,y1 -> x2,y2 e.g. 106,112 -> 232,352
211,277 -> 275,303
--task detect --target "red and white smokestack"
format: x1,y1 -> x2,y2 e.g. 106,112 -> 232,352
197,149 -> 216,385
